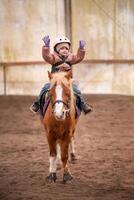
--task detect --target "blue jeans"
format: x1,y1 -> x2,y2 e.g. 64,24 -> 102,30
38,83 -> 50,100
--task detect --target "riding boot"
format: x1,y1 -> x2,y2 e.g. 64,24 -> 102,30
82,102 -> 93,114
30,82 -> 51,114
79,95 -> 93,114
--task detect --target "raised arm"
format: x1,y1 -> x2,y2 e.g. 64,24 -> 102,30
70,40 -> 86,64
42,35 -> 55,64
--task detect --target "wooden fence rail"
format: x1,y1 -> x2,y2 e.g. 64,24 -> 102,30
1,59 -> 134,95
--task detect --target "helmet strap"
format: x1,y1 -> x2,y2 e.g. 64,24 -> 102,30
54,45 -> 60,54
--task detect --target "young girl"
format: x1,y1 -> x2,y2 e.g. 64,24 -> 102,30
30,35 -> 93,114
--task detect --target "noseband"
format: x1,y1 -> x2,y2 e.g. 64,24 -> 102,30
51,99 -> 69,109
50,98 -> 70,117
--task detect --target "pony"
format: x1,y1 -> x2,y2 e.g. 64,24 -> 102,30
43,71 -> 79,183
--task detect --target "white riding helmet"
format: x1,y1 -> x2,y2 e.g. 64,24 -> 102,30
54,36 -> 71,51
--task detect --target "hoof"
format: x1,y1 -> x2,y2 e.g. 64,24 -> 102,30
69,153 -> 77,164
63,171 -> 73,183
46,173 -> 57,183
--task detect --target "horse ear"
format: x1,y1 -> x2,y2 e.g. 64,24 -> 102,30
48,71 -> 52,80
65,70 -> 72,80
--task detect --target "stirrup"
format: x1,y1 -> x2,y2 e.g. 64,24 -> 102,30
29,105 -> 39,114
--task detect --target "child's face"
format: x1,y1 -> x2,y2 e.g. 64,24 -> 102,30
59,47 -> 69,57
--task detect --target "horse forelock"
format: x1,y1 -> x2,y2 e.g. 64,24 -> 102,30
50,72 -> 70,88
49,72 -> 75,116
50,72 -> 74,97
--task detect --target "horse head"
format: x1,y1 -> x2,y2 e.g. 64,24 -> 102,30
48,71 -> 72,121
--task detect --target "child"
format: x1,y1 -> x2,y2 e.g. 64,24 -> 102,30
30,35 -> 93,114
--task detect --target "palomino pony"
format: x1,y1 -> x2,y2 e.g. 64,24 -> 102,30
43,71 -> 79,183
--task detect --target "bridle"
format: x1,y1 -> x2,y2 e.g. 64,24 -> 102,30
51,99 -> 70,109
49,89 -> 70,117
51,98 -> 70,117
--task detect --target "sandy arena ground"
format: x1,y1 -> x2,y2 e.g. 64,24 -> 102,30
0,95 -> 134,200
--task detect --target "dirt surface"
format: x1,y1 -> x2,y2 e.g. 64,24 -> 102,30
0,94 -> 134,200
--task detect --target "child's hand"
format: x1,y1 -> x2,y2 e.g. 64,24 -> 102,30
42,35 -> 50,47
79,40 -> 86,49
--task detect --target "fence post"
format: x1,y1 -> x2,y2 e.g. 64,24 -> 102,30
3,64 -> 6,95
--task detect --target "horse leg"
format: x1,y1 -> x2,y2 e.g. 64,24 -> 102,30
69,136 -> 77,164
60,140 -> 73,183
46,138 -> 57,183
56,143 -> 62,170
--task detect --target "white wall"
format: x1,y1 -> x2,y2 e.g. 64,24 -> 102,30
74,63 -> 134,95
0,0 -> 65,62
0,0 -> 134,96
0,65 -> 4,94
